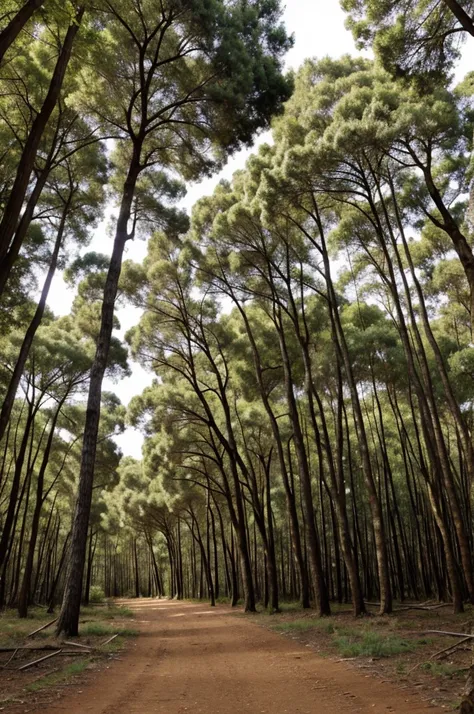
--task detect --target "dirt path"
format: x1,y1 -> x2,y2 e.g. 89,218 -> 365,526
40,600 -> 443,714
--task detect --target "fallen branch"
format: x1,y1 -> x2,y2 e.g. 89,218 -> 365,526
429,636 -> 473,660
1,648 -> 18,668
399,603 -> 452,612
26,667 -> 60,686
0,645 -> 63,653
365,601 -> 451,612
100,634 -> 118,647
407,637 -> 473,676
62,641 -> 92,650
26,617 -> 58,638
421,630 -> 474,639
19,649 -> 62,671
407,661 -> 423,674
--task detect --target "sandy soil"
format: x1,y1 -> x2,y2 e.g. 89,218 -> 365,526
36,599 -> 444,714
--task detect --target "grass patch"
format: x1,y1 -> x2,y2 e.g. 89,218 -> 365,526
421,662 -> 466,679
80,605 -> 134,620
0,604 -> 135,646
334,631 -> 414,658
26,659 -> 92,692
272,618 -> 336,634
0,610 -> 54,646
103,606 -> 134,619
79,622 -> 137,637
278,602 -> 304,613
102,635 -> 126,653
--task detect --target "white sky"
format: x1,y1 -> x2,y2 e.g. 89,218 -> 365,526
46,0 -> 473,459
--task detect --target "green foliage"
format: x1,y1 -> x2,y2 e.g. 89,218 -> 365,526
26,659 -> 93,693
334,631 -> 414,658
342,0 -> 473,77
80,622 -> 137,637
421,662 -> 466,678
89,586 -> 105,603
272,619 -> 336,634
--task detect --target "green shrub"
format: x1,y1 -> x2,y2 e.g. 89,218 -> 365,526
89,586 -> 105,603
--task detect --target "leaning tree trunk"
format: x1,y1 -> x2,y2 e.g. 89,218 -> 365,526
441,0 -> 474,38
0,196 -> 71,443
0,0 -> 46,64
0,6 -> 83,273
0,399 -> 35,571
56,156 -> 140,636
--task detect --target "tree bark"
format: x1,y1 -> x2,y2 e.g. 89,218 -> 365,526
56,154 -> 140,636
18,399 -> 64,617
442,0 -> 474,36
0,0 -> 46,64
0,6 -> 83,269
0,196 -> 71,443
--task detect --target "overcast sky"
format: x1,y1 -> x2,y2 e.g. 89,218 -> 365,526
46,0 -> 473,459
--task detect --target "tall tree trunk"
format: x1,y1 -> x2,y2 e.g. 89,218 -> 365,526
134,539 -> 140,598
56,154 -> 140,636
311,206 -> 392,613
0,0 -> 46,64
0,396 -> 35,571
18,399 -> 64,617
0,196 -> 71,443
234,302 -> 310,607
0,6 -> 83,272
441,0 -> 474,37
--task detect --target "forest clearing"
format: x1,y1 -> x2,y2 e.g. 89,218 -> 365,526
2,0 -> 474,712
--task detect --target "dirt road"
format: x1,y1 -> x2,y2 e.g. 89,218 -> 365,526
40,600 -> 443,714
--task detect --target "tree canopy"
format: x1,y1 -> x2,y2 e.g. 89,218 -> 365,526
2,10 -> 474,712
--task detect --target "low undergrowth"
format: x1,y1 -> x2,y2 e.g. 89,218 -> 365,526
26,658 -> 92,692
334,630 -> 413,658
0,601 -> 137,711
271,617 -> 417,657
248,600 -> 474,711
0,604 -> 135,647
273,618 -> 336,635
80,622 -> 137,637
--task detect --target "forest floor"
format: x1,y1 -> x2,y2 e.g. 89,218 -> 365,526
251,601 -> 474,711
0,598 -> 463,713
0,603 -> 137,711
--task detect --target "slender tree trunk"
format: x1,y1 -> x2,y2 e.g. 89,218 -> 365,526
311,202 -> 392,614
56,154 -> 140,636
0,0 -> 46,64
83,530 -> 97,605
18,399 -> 64,617
274,303 -> 330,615
0,7 -> 84,271
235,303 -> 310,608
0,397 -> 35,571
441,0 -> 474,35
0,197 -> 71,443
47,530 -> 69,613
134,539 -> 140,598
